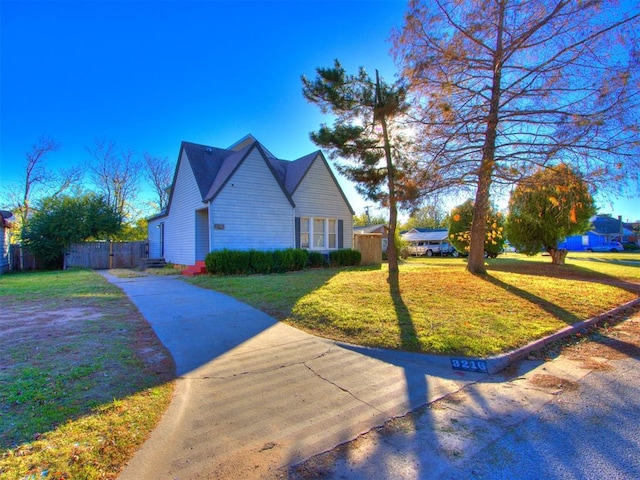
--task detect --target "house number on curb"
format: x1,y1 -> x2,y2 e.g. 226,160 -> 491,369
450,358 -> 488,373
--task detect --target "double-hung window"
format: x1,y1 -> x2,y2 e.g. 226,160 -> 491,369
313,219 -> 325,248
328,219 -> 337,249
300,218 -> 310,248
299,217 -> 339,250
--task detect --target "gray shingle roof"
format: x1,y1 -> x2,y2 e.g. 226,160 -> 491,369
267,151 -> 318,196
159,135 -> 354,217
181,142 -> 235,199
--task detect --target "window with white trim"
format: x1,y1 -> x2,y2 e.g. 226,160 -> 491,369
300,218 -> 310,248
328,219 -> 337,249
313,218 -> 325,248
300,217 -> 338,250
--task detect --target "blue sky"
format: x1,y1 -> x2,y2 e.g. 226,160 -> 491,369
1,0 -> 638,222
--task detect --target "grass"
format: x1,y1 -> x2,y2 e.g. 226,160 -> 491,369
187,252 -> 639,357
0,269 -> 175,480
143,264 -> 184,276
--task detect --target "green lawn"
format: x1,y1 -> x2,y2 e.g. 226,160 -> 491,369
188,252 -> 640,357
0,270 -> 175,480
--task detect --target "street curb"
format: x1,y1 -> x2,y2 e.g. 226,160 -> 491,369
335,298 -> 640,376
482,297 -> 640,374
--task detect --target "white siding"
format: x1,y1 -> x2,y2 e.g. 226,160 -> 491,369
293,156 -> 354,249
163,151 -> 205,265
210,149 -> 294,250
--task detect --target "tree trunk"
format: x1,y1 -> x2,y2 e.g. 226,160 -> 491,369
376,70 -> 399,280
381,113 -> 399,278
467,165 -> 492,274
466,1 -> 506,275
548,247 -> 568,265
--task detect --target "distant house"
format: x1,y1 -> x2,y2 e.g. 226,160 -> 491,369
1,210 -> 13,274
627,221 -> 640,245
147,135 -> 355,266
558,214 -> 635,251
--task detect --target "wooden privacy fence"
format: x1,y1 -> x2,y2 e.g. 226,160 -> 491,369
64,241 -> 148,269
8,244 -> 43,271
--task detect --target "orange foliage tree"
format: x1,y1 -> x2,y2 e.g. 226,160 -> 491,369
506,164 -> 596,265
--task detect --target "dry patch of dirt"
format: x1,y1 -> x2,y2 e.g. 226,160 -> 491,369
1,300 -> 174,378
0,306 -> 104,339
530,373 -> 579,391
566,317 -> 640,360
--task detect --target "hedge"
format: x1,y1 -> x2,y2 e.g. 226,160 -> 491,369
329,248 -> 361,267
204,248 -> 361,275
205,248 -> 307,275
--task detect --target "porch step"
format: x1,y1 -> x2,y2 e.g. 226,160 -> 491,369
182,261 -> 207,277
142,258 -> 167,269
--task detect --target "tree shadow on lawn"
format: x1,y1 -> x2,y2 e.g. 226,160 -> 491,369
476,258 -> 639,329
488,258 -> 640,295
388,269 -> 419,351
574,255 -> 640,268
479,272 -> 583,326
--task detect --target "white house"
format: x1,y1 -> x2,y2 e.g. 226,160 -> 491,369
147,135 -> 355,266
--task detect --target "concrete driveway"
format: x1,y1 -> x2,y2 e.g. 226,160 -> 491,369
99,272 -> 487,479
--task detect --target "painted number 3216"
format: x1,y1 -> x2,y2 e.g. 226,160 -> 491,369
450,358 -> 488,373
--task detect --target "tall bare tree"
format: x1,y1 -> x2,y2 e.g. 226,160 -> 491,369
1,136 -> 83,235
394,0 -> 640,273
143,152 -> 173,212
86,139 -> 141,221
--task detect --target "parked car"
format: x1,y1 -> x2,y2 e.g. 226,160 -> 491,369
408,240 -> 458,257
587,241 -> 624,252
408,241 -> 428,256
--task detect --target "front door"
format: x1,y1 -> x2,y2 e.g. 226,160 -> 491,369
195,208 -> 210,261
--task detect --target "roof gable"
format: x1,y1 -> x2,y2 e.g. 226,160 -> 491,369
204,142 -> 295,208
0,210 -> 14,228
203,143 -> 253,201
286,152 -> 355,215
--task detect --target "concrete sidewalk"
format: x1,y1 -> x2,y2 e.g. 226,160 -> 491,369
99,272 -> 487,479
